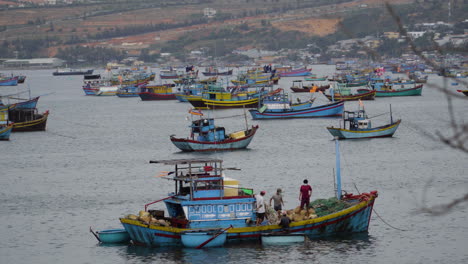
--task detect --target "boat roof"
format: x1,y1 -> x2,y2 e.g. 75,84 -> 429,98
150,158 -> 223,165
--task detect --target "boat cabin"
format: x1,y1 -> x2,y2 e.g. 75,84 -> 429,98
190,118 -> 226,142
149,159 -> 256,229
343,110 -> 371,130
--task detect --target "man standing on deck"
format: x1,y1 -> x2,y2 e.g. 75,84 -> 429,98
269,188 -> 284,218
299,180 -> 312,211
255,191 -> 266,226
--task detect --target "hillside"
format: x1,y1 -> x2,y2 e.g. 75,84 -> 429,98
1,0 -> 464,61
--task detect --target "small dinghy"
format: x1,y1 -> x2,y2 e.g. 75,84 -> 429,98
90,227 -> 130,244
261,232 -> 306,245
181,226 -> 232,248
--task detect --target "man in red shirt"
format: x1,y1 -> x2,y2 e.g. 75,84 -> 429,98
299,179 -> 312,211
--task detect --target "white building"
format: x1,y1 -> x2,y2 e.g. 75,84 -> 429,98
2,58 -> 65,68
204,8 -> 216,18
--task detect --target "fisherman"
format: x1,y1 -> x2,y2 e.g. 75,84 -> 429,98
269,188 -> 284,218
255,191 -> 266,226
299,179 -> 312,212
279,211 -> 291,231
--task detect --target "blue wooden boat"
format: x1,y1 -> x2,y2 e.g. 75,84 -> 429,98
327,105 -> 401,139
8,96 -> 40,110
278,68 -> 311,77
90,227 -> 130,244
170,116 -> 259,152
0,76 -> 19,86
180,228 -> 229,248
249,100 -> 344,119
119,156 -> 378,247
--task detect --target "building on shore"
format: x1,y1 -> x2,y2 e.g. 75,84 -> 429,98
1,58 -> 65,68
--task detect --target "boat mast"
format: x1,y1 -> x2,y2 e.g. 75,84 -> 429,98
335,137 -> 342,200
390,104 -> 393,124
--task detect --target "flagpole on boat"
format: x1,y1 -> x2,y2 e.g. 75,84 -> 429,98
335,137 -> 342,200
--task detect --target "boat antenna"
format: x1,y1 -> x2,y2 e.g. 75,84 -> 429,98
335,137 -> 342,200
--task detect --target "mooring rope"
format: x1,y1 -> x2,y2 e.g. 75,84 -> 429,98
352,183 -> 408,232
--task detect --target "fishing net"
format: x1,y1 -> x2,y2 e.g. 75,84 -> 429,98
309,197 -> 351,217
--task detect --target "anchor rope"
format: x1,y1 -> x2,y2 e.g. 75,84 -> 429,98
340,144 -> 408,232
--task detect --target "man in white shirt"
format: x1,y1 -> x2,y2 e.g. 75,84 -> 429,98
255,191 -> 266,226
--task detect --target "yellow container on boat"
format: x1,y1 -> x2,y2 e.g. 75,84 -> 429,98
224,177 -> 239,197
230,131 -> 245,139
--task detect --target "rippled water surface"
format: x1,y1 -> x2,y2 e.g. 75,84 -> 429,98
1,66 -> 467,264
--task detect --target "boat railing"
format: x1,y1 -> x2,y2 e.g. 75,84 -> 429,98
144,196 -> 174,212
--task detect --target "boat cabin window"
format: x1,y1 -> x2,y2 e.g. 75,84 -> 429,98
358,120 -> 369,129
195,180 -> 221,191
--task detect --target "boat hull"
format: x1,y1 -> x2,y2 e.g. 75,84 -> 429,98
249,101 -> 344,119
325,90 -> 376,101
120,195 -> 376,247
8,96 -> 40,110
0,124 -> 13,140
170,126 -> 258,152
0,77 -> 18,86
188,97 -> 259,109
327,120 -> 401,139
358,85 -> 423,97
10,110 -> 49,132
139,92 -> 177,101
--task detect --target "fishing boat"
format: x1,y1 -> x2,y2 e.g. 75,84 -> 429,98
90,227 -> 131,244
256,89 -> 314,112
119,153 -> 378,247
357,84 -> 423,97
139,84 -> 177,101
290,80 -> 330,93
9,108 -> 49,132
327,104 -> 401,139
202,67 -> 233,76
0,76 -> 19,86
249,100 -> 344,119
160,68 -> 184,79
0,106 -> 13,140
324,90 -> 376,101
53,68 -> 93,76
304,75 -> 328,81
278,68 -> 311,77
2,96 -> 39,110
187,87 -> 273,110
170,112 -> 259,152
